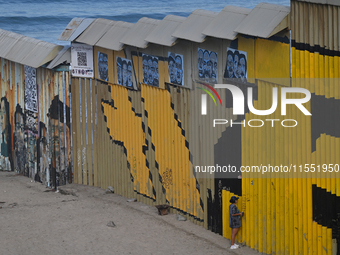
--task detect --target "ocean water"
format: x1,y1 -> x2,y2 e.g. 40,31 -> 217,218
0,0 -> 290,45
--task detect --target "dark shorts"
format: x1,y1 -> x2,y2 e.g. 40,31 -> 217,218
230,216 -> 241,228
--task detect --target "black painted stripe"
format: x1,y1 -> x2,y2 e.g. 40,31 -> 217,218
312,184 -> 340,242
167,205 -> 204,222
292,40 -> 340,57
134,190 -> 156,201
144,110 -> 148,118
200,198 -> 204,210
149,171 -> 153,182
185,140 -> 189,149
102,99 -> 117,109
189,152 -> 193,163
152,187 -> 157,199
142,145 -> 148,155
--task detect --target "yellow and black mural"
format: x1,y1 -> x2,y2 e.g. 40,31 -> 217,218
70,24 -> 340,255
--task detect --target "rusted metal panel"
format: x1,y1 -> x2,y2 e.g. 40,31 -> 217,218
0,57 -> 71,188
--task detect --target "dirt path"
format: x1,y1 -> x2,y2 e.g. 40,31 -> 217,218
0,171 -> 259,255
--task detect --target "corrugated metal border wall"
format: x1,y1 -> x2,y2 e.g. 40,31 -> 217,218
0,58 -> 71,188
289,1 -> 340,254
71,78 -> 209,225
69,2 -> 340,254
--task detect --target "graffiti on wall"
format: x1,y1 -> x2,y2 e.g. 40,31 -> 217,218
224,48 -> 247,82
98,52 -> 108,81
0,58 -> 71,189
27,131 -> 37,179
48,95 -> 71,187
25,110 -> 38,135
24,66 -> 38,113
116,57 -> 133,88
142,54 -> 159,87
39,122 -> 49,185
198,48 -> 218,84
0,98 -> 12,171
168,52 -> 184,86
14,104 -> 26,174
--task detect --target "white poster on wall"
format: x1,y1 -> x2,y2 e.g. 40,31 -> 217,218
168,52 -> 184,86
224,48 -> 247,82
71,42 -> 94,78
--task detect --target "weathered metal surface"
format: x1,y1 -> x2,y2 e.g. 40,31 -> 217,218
96,21 -> 134,51
294,0 -> 340,6
0,29 -> 63,68
46,46 -> 71,69
0,57 -> 71,188
234,3 -> 290,38
58,18 -> 95,42
76,18 -> 116,46
120,17 -> 161,48
145,15 -> 186,47
65,2 -> 340,255
202,6 -> 251,40
172,9 -> 218,43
